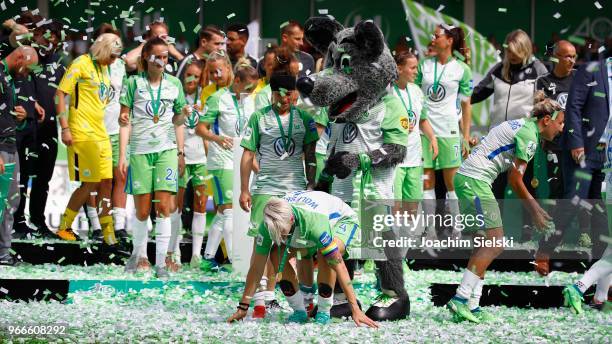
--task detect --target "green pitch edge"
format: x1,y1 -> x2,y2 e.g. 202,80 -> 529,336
67,280 -> 369,299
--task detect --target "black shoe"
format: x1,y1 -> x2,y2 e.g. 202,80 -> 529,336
0,253 -> 21,266
91,229 -> 103,241
365,293 -> 410,321
115,229 -> 129,245
12,222 -> 34,239
31,223 -> 56,239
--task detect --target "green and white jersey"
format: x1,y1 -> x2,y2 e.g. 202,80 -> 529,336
415,57 -> 472,138
119,73 -> 186,155
390,83 -> 427,168
199,87 -> 255,170
313,107 -> 330,156
459,118 -> 539,185
104,59 -> 126,136
328,94 -> 410,201
183,90 -> 206,165
240,105 -> 319,195
254,190 -> 357,255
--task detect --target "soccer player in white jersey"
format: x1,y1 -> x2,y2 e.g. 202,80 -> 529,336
165,60 -> 208,272
118,37 -> 189,278
562,97 -> 612,314
448,92 -> 564,322
415,25 -> 473,239
239,72 -> 319,318
391,51 -> 438,216
196,63 -> 259,271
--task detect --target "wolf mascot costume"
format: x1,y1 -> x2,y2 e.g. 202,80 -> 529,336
297,17 -> 411,321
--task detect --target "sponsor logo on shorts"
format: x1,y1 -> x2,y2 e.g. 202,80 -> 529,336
426,84 -> 446,102
256,234 -> 263,246
83,169 -> 91,177
319,232 -> 332,246
342,122 -> 358,143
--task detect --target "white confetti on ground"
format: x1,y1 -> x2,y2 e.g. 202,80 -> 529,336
0,266 -> 609,342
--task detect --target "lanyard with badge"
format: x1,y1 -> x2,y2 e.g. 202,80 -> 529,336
145,72 -> 164,123
432,56 -> 451,93
186,87 -> 201,134
273,106 -> 294,160
393,83 -> 415,131
90,54 -> 109,104
231,93 -> 244,135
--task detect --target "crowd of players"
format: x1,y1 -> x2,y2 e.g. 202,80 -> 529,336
0,9 -> 610,325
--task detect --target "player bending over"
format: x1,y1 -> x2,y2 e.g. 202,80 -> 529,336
228,190 -> 377,327
448,91 -> 564,322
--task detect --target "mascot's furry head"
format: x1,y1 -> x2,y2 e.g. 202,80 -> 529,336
297,17 -> 397,122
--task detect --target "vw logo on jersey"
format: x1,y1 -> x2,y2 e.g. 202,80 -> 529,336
556,92 -> 568,110
343,122 -> 358,143
407,110 -> 417,130
185,110 -> 199,129
426,84 -> 446,102
273,137 -> 296,157
107,85 -> 116,102
145,100 -> 168,119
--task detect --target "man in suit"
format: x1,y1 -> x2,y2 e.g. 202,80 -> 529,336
554,56 -> 610,267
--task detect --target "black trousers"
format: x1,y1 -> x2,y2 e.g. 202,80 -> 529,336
13,120 -> 38,229
28,120 -> 58,228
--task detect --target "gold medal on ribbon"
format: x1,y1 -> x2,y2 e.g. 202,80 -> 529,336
153,115 -> 159,123
531,177 -> 539,189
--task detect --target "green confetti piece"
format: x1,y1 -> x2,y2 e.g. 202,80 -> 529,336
193,24 -> 202,34
145,7 -> 154,13
57,257 -> 65,263
227,13 -> 236,19
500,291 -> 508,297
568,35 -> 586,46
280,21 -> 290,29
574,170 -> 592,181
84,9 -> 95,15
152,199 -> 161,203
179,21 -> 186,32
594,91 -> 606,98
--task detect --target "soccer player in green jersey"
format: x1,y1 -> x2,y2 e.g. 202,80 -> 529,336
448,92 -> 564,322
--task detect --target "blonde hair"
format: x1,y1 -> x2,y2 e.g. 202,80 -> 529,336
90,33 -> 122,63
263,197 -> 293,245
202,50 -> 234,87
532,90 -> 562,119
502,29 -> 533,82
